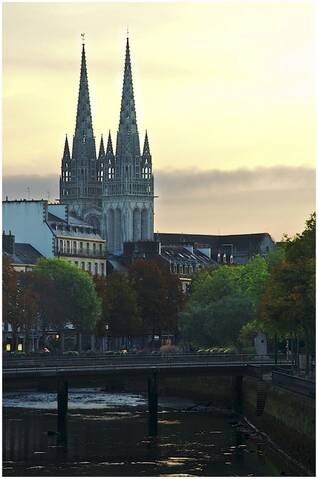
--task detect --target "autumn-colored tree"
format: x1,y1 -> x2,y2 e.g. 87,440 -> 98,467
94,272 -> 141,338
3,256 -> 19,347
3,257 -> 39,350
15,272 -> 39,352
128,259 -> 183,339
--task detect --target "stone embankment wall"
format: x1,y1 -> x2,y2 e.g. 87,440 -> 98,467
160,375 -> 315,474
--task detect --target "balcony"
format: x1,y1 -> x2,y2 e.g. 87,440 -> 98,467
56,248 -> 106,259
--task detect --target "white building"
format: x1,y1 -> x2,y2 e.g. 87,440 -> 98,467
2,200 -> 106,276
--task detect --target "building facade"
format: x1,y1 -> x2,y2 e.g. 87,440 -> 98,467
2,200 -> 107,276
60,37 -> 154,254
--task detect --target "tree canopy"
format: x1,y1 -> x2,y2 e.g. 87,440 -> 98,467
34,258 -> 101,332
94,272 -> 141,337
128,259 -> 184,337
180,255 -> 269,349
258,213 -> 315,348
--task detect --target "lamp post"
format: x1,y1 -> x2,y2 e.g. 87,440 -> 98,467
105,323 -> 109,352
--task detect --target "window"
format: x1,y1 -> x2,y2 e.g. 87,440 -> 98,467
59,240 -> 63,253
99,244 -> 103,255
93,243 -> 96,254
80,242 -> 83,252
94,263 -> 98,275
81,262 -> 85,270
173,263 -> 177,273
179,264 -> 183,274
74,261 -> 78,266
101,263 -> 105,276
73,241 -> 77,253
88,262 -> 92,272
66,240 -> 70,253
86,242 -> 90,253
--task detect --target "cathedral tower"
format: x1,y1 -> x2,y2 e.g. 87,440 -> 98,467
60,39 -> 102,230
102,37 -> 154,253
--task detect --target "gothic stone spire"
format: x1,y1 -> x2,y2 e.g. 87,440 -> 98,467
106,130 -> 114,157
98,135 -> 106,161
62,134 -> 71,161
142,130 -> 151,157
116,37 -> 140,160
72,42 -> 96,160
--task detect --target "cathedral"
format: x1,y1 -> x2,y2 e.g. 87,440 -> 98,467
60,37 -> 154,253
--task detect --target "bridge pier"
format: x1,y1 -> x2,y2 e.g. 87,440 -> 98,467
232,375 -> 243,415
147,372 -> 158,436
57,378 -> 68,445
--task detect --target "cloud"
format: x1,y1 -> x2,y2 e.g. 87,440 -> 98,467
3,166 -> 315,240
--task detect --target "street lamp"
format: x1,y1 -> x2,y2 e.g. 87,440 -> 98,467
105,324 -> 109,352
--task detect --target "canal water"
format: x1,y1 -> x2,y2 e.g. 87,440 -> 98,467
3,388 -> 300,476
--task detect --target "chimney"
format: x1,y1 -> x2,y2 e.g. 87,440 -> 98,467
3,232 -> 15,255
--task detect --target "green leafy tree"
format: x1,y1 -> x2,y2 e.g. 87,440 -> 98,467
259,213 -> 315,356
180,256 -> 269,349
34,258 -> 101,333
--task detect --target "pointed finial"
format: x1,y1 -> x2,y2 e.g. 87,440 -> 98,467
127,26 -> 129,38
81,32 -> 85,45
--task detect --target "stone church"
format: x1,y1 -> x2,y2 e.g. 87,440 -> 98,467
60,37 -> 154,253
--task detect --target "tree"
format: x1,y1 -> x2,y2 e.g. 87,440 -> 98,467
3,256 -> 19,348
34,258 -> 101,333
3,257 -> 39,351
94,272 -> 141,338
180,256 -> 269,349
16,272 -> 39,351
128,259 -> 183,339
258,213 -> 315,369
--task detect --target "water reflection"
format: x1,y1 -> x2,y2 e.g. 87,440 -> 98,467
3,390 -> 297,477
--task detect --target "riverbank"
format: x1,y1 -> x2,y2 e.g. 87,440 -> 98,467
160,375 -> 315,475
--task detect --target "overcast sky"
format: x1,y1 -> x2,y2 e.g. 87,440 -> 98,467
3,2 -> 316,240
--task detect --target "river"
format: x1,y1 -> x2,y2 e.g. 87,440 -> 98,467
3,388 -> 300,476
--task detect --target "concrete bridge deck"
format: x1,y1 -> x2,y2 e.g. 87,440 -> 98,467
3,353 -> 288,380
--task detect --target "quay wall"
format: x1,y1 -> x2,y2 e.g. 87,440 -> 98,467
160,374 -> 315,474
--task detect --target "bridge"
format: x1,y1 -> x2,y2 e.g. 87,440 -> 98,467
3,353 -> 288,442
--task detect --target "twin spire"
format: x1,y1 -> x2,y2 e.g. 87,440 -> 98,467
63,35 -> 150,163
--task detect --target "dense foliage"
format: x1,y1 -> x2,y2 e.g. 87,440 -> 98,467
128,259 -> 184,338
180,255 -> 269,349
258,213 -> 315,351
34,258 -> 101,333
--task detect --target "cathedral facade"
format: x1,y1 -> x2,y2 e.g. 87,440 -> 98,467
60,37 -> 154,254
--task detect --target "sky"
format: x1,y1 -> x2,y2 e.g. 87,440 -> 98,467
3,2 -> 316,240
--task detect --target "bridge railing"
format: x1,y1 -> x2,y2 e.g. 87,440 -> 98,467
3,352 -> 288,369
